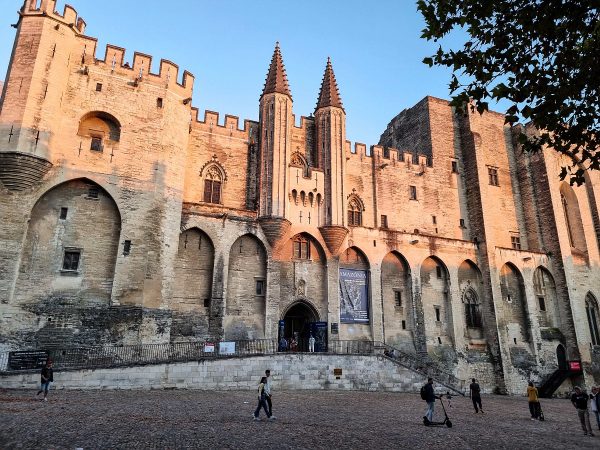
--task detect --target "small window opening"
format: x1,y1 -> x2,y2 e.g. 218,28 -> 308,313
381,215 -> 388,228
59,207 -> 68,220
538,296 -> 546,311
513,338 -> 517,345
62,250 -> 80,271
90,136 -> 102,152
401,320 -> 406,330
459,219 -> 466,228
432,216 -> 437,224
437,337 -> 442,345
436,266 -> 442,278
488,167 -> 499,186
511,234 -> 521,250
87,188 -> 99,199
204,298 -> 210,308
409,185 -> 417,200
394,291 -> 402,307
95,83 -> 102,92
451,161 -> 458,173
157,97 -> 163,108
256,279 -> 265,296
123,240 -> 132,255
435,307 -> 441,322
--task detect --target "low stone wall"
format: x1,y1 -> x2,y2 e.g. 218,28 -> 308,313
0,354 -> 452,394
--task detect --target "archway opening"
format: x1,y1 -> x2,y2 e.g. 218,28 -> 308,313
280,302 -> 321,352
556,344 -> 568,370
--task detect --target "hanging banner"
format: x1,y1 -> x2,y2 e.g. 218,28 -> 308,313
339,268 -> 369,323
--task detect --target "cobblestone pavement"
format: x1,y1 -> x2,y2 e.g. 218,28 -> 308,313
1,388 -> 599,449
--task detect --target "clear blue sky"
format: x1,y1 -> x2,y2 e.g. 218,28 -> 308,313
0,0 -> 497,147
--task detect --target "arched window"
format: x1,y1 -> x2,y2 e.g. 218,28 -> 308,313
464,287 -> 482,328
561,193 -> 575,247
203,166 -> 223,204
348,197 -> 363,226
586,294 -> 600,346
293,235 -> 311,260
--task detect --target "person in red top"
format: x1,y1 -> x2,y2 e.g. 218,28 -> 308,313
35,360 -> 53,402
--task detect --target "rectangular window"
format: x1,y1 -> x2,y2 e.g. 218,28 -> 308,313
436,266 -> 442,278
435,307 -> 441,322
488,167 -> 499,186
87,188 -> 99,199
432,216 -> 437,224
401,320 -> 406,330
511,234 -> 521,250
95,83 -> 102,92
538,296 -> 546,311
123,240 -> 132,255
203,179 -> 221,204
451,161 -> 458,173
157,97 -> 163,108
204,298 -> 210,308
394,291 -> 402,307
59,207 -> 68,220
62,250 -> 80,271
381,215 -> 388,228
256,279 -> 265,296
90,137 -> 102,151
409,186 -> 417,200
459,219 -> 466,228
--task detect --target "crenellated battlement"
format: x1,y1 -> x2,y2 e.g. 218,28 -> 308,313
22,0 -> 86,33
88,44 -> 194,98
346,141 -> 433,169
190,108 -> 258,140
291,114 -> 315,131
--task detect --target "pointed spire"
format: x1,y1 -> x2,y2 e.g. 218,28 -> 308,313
316,57 -> 343,111
262,42 -> 291,99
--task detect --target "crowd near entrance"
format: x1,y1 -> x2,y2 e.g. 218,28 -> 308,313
279,302 -> 327,352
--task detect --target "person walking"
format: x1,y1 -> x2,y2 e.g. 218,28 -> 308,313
264,369 -> 275,418
423,377 -> 438,422
571,386 -> 594,436
591,385 -> 600,431
470,378 -> 484,414
35,360 -> 53,402
308,334 -> 316,353
253,376 -> 275,421
527,381 -> 541,420
279,337 -> 287,352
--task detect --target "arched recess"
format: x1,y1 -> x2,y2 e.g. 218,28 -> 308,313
556,344 -> 568,370
347,194 -> 365,227
381,251 -> 414,352
559,183 -> 588,254
171,228 -> 215,340
224,234 -> 267,340
458,260 -> 485,344
339,246 -> 371,340
280,299 -> 321,352
420,256 -> 454,351
280,233 -> 327,323
499,263 -> 533,350
532,267 -> 560,328
14,179 -> 121,306
585,292 -> 600,346
78,111 -> 121,142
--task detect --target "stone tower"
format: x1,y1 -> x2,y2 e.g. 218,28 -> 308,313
315,58 -> 348,253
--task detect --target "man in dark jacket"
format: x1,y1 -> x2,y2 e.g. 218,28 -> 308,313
35,360 -> 53,402
424,378 -> 438,422
572,386 -> 595,436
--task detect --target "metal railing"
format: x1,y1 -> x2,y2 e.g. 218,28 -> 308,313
0,339 -> 466,393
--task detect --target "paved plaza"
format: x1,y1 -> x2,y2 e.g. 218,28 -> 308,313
1,388 -> 599,449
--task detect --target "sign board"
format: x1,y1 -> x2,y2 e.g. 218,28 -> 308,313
331,323 -> 339,334
204,343 -> 215,353
307,322 -> 328,352
569,361 -> 581,371
219,342 -> 236,354
8,351 -> 49,371
339,269 -> 369,323
333,368 -> 342,376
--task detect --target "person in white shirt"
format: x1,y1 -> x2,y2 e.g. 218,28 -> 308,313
308,335 -> 316,352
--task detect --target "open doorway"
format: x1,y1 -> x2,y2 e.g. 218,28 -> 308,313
556,344 -> 568,370
280,302 -> 321,352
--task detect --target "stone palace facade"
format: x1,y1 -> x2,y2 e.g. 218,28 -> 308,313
0,0 -> 599,394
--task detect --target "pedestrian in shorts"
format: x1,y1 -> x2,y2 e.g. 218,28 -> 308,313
35,360 -> 53,402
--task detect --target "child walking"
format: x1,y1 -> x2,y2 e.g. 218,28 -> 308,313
253,376 -> 275,421
446,391 -> 452,407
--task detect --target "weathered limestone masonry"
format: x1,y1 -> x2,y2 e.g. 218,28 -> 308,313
0,1 -> 599,394
0,354 -> 452,394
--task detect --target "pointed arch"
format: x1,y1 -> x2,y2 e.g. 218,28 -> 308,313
381,251 -> 414,351
78,111 -> 121,142
533,266 -> 560,328
500,262 -> 532,349
559,182 -> 587,253
347,194 -> 365,226
585,292 -> 600,346
420,256 -> 454,350
200,161 -> 226,204
290,151 -> 310,177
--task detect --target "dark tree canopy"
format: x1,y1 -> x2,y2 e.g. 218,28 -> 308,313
418,0 -> 600,185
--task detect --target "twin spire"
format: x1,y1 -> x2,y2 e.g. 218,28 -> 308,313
262,43 -> 343,111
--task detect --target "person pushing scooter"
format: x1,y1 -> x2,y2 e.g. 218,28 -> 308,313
424,378 -> 439,422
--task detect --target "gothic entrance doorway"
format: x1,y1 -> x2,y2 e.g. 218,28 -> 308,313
557,344 -> 568,370
279,301 -> 325,352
